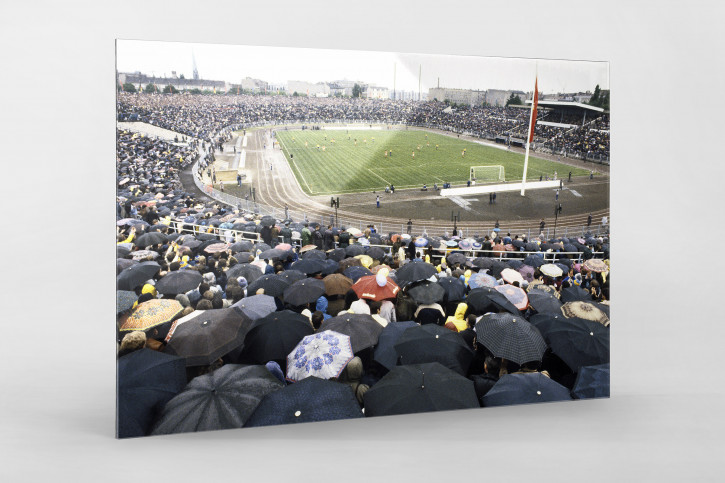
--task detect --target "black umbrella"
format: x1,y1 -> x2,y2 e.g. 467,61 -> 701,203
535,316 -> 610,372
367,246 -> 386,261
524,242 -> 540,252
277,269 -> 307,284
255,242 -> 272,253
260,215 -> 275,227
363,362 -> 479,417
319,313 -> 384,353
320,259 -> 340,276
407,280 -> 446,305
488,260 -> 508,279
116,258 -> 138,275
482,372 -> 572,407
283,278 -> 326,306
327,248 -> 347,262
345,244 -> 366,257
470,257 -> 493,269
395,261 -> 437,284
527,290 -> 564,314
154,270 -> 202,295
571,363 -> 610,399
259,248 -> 292,261
117,246 -> 131,258
523,255 -> 545,268
343,266 -> 372,283
240,310 -> 314,367
436,277 -> 467,303
560,285 -> 594,303
475,313 -> 547,365
181,239 -> 202,250
117,349 -> 187,438
230,241 -> 255,253
466,287 -> 521,316
164,308 -> 253,367
151,364 -> 284,435
244,376 -> 363,428
231,294 -> 278,321
394,324 -> 474,376
195,233 -> 217,242
246,274 -> 290,298
226,263 -> 264,284
300,249 -> 327,260
506,259 -> 524,270
447,253 -> 468,266
116,290 -> 138,315
372,321 -> 419,371
291,258 -> 326,275
116,261 -> 161,291
512,239 -> 525,249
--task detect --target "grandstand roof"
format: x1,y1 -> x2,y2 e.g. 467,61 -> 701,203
525,99 -> 604,113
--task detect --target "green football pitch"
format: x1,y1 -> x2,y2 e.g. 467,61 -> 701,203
275,128 -> 589,196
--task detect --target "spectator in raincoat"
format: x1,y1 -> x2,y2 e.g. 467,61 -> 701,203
445,303 -> 469,332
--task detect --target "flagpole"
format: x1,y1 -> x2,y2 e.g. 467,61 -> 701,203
521,74 -> 538,196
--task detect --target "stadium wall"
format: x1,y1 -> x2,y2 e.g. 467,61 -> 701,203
440,179 -> 562,197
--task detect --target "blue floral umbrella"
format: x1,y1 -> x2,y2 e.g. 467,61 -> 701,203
468,272 -> 497,289
286,330 -> 354,382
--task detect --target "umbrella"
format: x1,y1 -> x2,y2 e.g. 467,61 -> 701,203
467,272 -> 497,289
291,258 -> 326,275
583,258 -> 609,273
351,274 -> 400,301
395,261 -> 437,284
244,377 -> 363,428
517,265 -> 535,283
260,215 -> 275,227
482,372 -> 572,407
117,246 -> 131,259
204,242 -> 230,254
339,257 -> 362,272
494,284 -> 528,311
500,268 -> 525,285
277,270 -> 307,284
540,263 -> 564,278
276,243 -> 293,251
507,259 -> 524,270
120,299 -> 184,335
466,287 -> 521,316
345,244 -> 366,257
367,246 -> 386,261
524,242 -> 540,252
537,317 -> 610,371
131,250 -> 159,261
346,227 -> 362,236
407,280 -> 446,305
523,255 -> 545,268
246,274 -> 290,298
117,349 -> 187,438
181,239 -> 202,250
475,313 -> 547,365
527,290 -> 563,314
134,231 -> 168,248
527,281 -> 560,298
164,308 -> 253,367
370,264 -> 392,275
323,273 -> 354,297
436,277 -> 467,303
355,254 -> 374,269
458,240 -> 473,250
571,363 -> 610,399
151,364 -> 284,435
487,260 -> 508,279
300,249 -> 327,261
394,324 -> 474,376
319,313 -> 384,353
116,290 -> 138,315
446,253 -> 468,266
343,265 -> 372,283
560,285 -> 593,303
327,248 -> 347,262
299,244 -> 318,254
231,294 -> 278,321
286,330 -> 355,382
561,301 -> 610,326
372,321 -> 419,371
240,310 -> 315,366
283,278 -> 326,306
320,259 -> 340,276
230,241 -> 255,253
363,362 -> 479,417
154,270 -> 202,295
226,263 -> 263,284
116,261 -> 161,291
471,257 -> 493,269
414,238 -> 429,247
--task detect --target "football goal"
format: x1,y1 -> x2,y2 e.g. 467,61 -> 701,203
469,165 -> 505,183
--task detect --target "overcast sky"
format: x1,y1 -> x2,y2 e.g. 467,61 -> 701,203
117,40 -> 609,94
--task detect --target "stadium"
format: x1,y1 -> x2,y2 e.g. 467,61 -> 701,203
116,78 -> 610,437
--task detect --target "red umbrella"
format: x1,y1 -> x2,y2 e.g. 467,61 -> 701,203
494,284 -> 529,311
351,274 -> 400,301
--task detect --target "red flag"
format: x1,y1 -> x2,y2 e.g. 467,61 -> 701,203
528,77 -> 539,143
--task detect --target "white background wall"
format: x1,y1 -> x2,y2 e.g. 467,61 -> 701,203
1,1 -> 724,481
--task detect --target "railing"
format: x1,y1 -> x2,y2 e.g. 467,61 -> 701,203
164,221 -> 604,266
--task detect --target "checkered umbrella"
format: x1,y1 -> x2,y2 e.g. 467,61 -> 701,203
475,313 -> 547,365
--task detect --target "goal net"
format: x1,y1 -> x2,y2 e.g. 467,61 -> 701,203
469,165 -> 505,183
